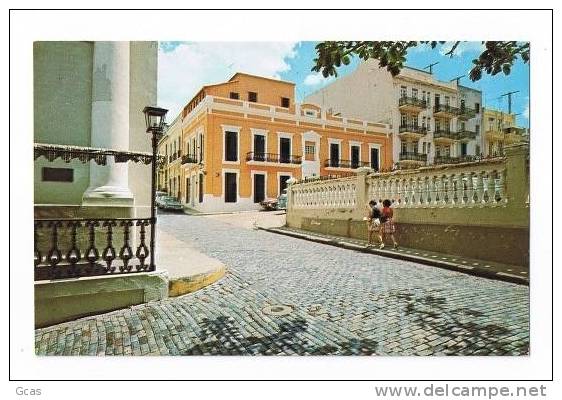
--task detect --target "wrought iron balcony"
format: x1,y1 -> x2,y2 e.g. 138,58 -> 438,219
398,124 -> 428,137
398,152 -> 427,162
434,155 -> 479,165
398,96 -> 427,111
433,129 -> 458,141
181,154 -> 199,164
246,152 -> 302,164
433,104 -> 459,117
323,159 -> 370,169
35,218 -> 154,281
457,106 -> 477,120
456,129 -> 478,141
169,150 -> 182,162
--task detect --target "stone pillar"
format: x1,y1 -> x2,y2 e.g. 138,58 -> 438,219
83,41 -> 134,207
504,143 -> 529,207
354,166 -> 373,220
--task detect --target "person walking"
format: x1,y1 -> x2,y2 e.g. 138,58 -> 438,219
364,200 -> 382,247
380,199 -> 398,249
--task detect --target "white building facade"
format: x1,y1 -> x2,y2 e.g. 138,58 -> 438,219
305,60 -> 482,169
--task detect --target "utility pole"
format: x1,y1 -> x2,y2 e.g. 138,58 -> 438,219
500,90 -> 519,114
424,62 -> 439,74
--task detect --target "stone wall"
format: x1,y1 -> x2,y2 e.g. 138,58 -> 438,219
286,144 -> 529,266
35,271 -> 168,328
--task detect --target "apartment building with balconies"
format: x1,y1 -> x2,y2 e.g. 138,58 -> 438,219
305,59 -> 483,169
482,107 -> 528,157
158,72 -> 391,212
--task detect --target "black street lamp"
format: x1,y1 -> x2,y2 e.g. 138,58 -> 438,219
143,106 -> 168,271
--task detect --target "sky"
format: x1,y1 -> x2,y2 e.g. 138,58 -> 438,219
158,41 -> 530,128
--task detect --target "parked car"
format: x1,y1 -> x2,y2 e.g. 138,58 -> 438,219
156,196 -> 184,212
277,188 -> 288,210
259,197 -> 278,211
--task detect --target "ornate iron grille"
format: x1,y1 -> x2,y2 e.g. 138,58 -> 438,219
34,218 -> 154,281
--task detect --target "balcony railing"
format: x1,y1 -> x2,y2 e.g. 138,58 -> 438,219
398,152 -> 427,162
434,155 -> 480,165
399,96 -> 427,109
433,129 -> 458,140
323,159 -> 370,169
457,129 -> 478,141
181,154 -> 199,164
169,150 -> 182,162
246,152 -> 302,164
35,217 -> 155,281
433,104 -> 459,116
458,106 -> 477,119
399,125 -> 428,135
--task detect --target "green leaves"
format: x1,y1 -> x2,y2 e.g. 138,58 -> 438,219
311,41 -> 529,82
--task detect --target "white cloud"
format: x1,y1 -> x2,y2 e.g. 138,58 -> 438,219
158,42 -> 298,118
523,104 -> 529,120
303,71 -> 334,86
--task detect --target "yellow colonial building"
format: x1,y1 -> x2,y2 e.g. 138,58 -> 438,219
482,108 -> 528,157
159,72 -> 391,212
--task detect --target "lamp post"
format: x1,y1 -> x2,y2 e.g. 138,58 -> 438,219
143,106 -> 168,271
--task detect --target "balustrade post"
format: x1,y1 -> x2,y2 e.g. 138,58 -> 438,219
430,176 -> 438,205
354,167 -> 372,219
286,177 -> 296,213
464,172 -> 474,205
487,171 -> 497,205
504,143 -> 529,207
475,172 -> 485,204
456,173 -> 465,206
447,174 -> 455,206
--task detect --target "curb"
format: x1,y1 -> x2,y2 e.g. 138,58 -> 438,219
168,266 -> 226,297
258,227 -> 528,286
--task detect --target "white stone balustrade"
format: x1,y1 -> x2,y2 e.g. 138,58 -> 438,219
288,144 -> 529,212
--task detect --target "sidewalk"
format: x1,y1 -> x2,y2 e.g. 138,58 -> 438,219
157,230 -> 226,297
259,226 -> 528,285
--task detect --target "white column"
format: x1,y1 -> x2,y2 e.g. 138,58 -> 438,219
83,41 -> 134,206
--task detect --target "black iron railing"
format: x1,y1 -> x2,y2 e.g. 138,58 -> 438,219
398,152 -> 427,162
246,152 -> 302,164
181,154 -> 198,164
399,97 -> 427,109
433,104 -> 459,115
458,106 -> 477,119
434,155 -> 479,165
433,129 -> 458,140
457,129 -> 477,140
34,142 -> 161,281
323,159 -> 370,169
34,218 -> 154,281
169,150 -> 182,162
399,125 -> 428,134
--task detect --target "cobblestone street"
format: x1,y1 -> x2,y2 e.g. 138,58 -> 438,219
35,213 -> 529,356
